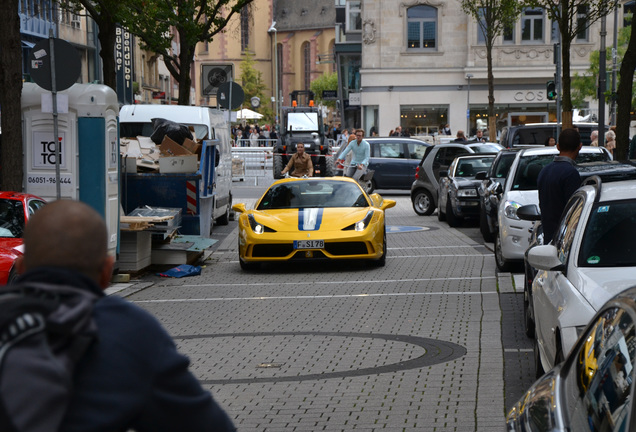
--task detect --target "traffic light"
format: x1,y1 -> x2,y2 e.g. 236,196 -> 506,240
546,80 -> 556,101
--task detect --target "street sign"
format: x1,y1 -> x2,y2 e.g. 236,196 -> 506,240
217,82 -> 244,110
29,38 -> 81,92
202,64 -> 233,96
322,90 -> 337,100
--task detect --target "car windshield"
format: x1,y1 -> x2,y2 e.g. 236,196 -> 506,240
257,181 -> 369,210
286,112 -> 319,132
469,144 -> 502,153
578,199 -> 636,267
511,152 -> 608,191
0,199 -> 25,238
120,122 -> 210,140
454,157 -> 495,178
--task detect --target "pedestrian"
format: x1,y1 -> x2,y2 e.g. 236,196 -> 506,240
473,129 -> 487,143
590,130 -> 598,147
281,142 -> 313,177
544,136 -> 556,147
453,130 -> 468,143
235,128 -> 244,147
13,200 -> 236,432
442,124 -> 452,136
537,128 -> 583,244
605,130 -> 616,156
336,129 -> 370,181
249,127 -> 259,147
391,126 -> 402,137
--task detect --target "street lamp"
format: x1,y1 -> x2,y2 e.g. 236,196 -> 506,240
268,21 -> 279,128
466,73 -> 474,135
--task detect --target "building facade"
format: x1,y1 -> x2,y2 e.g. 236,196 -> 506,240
357,0 -> 633,138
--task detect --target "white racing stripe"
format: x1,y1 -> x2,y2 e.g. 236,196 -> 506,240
134,290 -> 499,303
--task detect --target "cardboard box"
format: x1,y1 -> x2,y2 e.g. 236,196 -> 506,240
183,138 -> 202,158
159,155 -> 198,173
159,136 -> 193,157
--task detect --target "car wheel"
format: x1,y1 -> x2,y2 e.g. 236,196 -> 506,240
479,206 -> 494,242
446,195 -> 461,227
412,189 -> 434,216
364,179 -> 376,194
239,258 -> 257,271
216,204 -> 230,226
373,228 -> 387,267
494,232 -> 511,272
534,336 -> 545,379
7,268 -> 18,285
273,154 -> 284,179
524,281 -> 535,339
323,156 -> 335,177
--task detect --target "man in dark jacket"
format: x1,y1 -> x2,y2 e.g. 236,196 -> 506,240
15,200 -> 236,432
537,128 -> 583,244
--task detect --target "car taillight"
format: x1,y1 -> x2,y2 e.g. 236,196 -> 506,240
415,166 -> 420,179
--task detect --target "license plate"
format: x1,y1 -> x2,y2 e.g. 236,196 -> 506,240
294,240 -> 324,249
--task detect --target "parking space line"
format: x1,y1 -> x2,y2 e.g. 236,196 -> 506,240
174,275 -> 496,288
504,348 -> 533,353
388,246 -> 482,250
134,290 -> 499,303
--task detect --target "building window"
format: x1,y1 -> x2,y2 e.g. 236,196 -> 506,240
400,105 -> 448,136
503,22 -> 515,43
407,5 -> 437,50
302,42 -> 311,90
240,7 -> 249,51
477,8 -> 486,44
521,8 -> 544,42
576,5 -> 588,41
346,0 -> 361,33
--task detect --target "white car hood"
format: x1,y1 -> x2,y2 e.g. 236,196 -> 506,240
503,189 -> 539,205
577,267 -> 636,310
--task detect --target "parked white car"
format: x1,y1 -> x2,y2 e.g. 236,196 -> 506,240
494,146 -> 610,271
528,177 -> 636,376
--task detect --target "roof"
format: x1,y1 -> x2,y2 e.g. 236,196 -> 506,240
274,0 -> 336,32
595,179 -> 636,202
518,146 -> 606,156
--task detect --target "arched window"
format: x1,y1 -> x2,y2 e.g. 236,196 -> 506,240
302,42 -> 311,90
407,5 -> 437,50
240,7 -> 250,51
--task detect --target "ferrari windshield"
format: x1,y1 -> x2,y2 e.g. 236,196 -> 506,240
578,199 -> 636,267
286,112 -> 319,132
0,199 -> 25,238
257,181 -> 369,210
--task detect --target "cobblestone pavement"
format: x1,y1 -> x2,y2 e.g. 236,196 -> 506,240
118,192 -> 534,431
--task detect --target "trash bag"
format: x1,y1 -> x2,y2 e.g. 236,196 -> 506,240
150,118 -> 194,145
157,264 -> 202,278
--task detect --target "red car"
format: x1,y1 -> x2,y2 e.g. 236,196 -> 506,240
0,192 -> 46,284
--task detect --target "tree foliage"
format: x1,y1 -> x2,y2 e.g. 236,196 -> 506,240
528,0 -> 619,128
460,0 -> 523,139
239,50 -> 273,123
310,73 -> 339,109
121,0 -> 254,105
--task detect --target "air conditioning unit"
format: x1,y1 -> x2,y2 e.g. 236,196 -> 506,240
71,15 -> 81,28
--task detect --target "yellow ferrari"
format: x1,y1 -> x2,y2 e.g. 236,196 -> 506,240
232,177 -> 396,270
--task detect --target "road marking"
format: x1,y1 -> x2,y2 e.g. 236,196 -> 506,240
174,275 -> 496,288
134,290 -> 499,303
388,254 -> 489,258
389,245 -> 484,250
504,348 -> 533,353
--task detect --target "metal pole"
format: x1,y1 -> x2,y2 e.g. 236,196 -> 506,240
556,42 -> 562,138
49,30 -> 61,199
466,74 -> 473,135
274,29 -> 279,128
599,14 -> 607,146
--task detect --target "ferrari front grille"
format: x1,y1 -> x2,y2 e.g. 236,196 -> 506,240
252,244 -> 294,257
324,242 -> 368,256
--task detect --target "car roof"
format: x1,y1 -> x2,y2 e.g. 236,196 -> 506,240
0,192 -> 43,201
517,146 -> 606,156
366,137 -> 432,145
454,154 -> 497,160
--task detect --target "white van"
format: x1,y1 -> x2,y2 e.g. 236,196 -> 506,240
119,104 -> 233,226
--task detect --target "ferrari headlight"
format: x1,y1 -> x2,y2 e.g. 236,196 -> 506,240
247,214 -> 276,234
504,200 -> 522,220
457,188 -> 478,198
343,211 -> 374,231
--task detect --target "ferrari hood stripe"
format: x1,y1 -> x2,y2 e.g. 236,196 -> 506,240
298,208 -> 323,231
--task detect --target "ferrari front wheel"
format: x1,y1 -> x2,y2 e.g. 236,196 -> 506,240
372,228 -> 387,267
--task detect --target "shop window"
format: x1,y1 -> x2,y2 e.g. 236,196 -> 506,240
407,5 -> 437,50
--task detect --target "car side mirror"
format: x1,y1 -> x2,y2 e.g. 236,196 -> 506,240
232,203 -> 246,213
475,171 -> 487,180
517,204 -> 541,222
494,183 -> 503,195
439,170 -> 448,178
527,245 -> 565,271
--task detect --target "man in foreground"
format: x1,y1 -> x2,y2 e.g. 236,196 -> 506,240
537,128 -> 583,244
15,200 -> 236,432
281,142 -> 313,177
337,129 -> 370,181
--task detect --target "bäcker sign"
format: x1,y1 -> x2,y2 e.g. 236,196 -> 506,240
115,26 -> 134,105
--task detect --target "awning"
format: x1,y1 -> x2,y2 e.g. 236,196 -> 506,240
21,40 -> 35,48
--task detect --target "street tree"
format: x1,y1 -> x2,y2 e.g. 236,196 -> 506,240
239,50 -> 273,123
310,73 -> 339,110
122,0 -> 254,105
460,0 -> 523,141
0,0 -> 23,190
529,0 -> 618,129
615,19 -> 636,159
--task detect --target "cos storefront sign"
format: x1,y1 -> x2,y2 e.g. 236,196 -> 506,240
28,131 -> 73,194
513,91 -> 546,102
